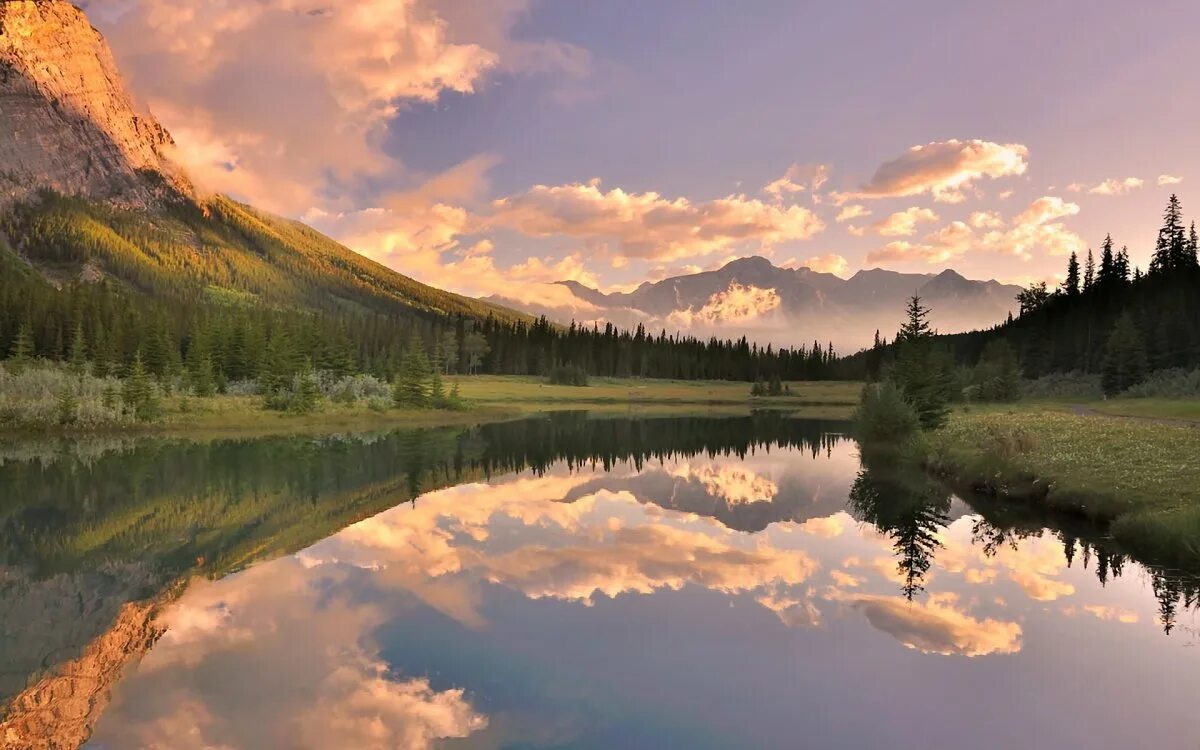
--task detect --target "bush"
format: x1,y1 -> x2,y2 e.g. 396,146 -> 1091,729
0,363 -> 138,429
1021,371 -> 1102,401
1122,368 -> 1200,399
547,364 -> 589,387
854,381 -> 921,445
324,373 -> 390,403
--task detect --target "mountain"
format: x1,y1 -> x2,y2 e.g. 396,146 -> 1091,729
491,257 -> 1023,352
0,0 -> 191,207
0,0 -> 524,324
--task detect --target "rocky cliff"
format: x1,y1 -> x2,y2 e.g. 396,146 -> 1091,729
0,0 -> 191,206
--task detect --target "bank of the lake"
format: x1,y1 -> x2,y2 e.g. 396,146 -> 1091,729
925,402 -> 1200,566
0,374 -> 862,438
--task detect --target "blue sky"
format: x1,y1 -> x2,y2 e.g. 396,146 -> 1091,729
86,0 -> 1199,303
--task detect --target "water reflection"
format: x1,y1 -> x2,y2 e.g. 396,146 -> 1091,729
0,413 -> 1195,749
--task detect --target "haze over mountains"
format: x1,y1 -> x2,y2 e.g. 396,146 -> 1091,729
491,256 -> 1021,352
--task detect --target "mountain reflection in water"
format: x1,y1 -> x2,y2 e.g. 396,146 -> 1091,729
0,412 -> 1194,749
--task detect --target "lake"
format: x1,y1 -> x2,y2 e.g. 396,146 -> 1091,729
1,412 -> 1196,749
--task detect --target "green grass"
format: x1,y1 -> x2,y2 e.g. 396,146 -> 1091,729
1089,398 -> 1200,422
927,403 -> 1200,565
447,375 -> 861,413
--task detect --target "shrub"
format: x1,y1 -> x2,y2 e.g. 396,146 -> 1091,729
324,373 -> 390,403
0,363 -> 136,429
547,363 -> 589,387
854,381 -> 921,445
1123,368 -> 1200,399
1021,371 -> 1102,401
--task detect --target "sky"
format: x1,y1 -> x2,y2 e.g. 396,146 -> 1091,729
80,0 -> 1200,306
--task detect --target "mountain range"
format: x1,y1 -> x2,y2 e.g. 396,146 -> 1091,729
490,256 -> 1022,352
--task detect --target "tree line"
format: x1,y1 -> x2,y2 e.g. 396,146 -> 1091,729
850,194 -> 1200,397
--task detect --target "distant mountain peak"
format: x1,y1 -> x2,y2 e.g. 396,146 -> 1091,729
0,0 -> 193,207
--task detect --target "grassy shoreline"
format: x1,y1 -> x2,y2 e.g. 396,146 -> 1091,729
0,375 -> 862,439
923,403 -> 1200,566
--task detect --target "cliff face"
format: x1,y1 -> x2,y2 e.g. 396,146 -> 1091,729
0,0 -> 192,206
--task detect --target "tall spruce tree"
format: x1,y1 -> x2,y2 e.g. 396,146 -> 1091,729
1098,234 -> 1115,283
1150,194 -> 1186,274
892,296 -> 953,429
1189,221 -> 1199,268
1063,252 -> 1080,296
393,335 -> 432,408
1083,249 -> 1095,290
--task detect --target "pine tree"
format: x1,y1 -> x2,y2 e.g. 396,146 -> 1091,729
1189,221 -> 1199,268
393,335 -> 431,408
1101,313 -> 1148,396
1063,252 -> 1080,296
1150,194 -> 1186,274
1083,249 -> 1095,290
56,384 -> 79,425
68,322 -> 88,375
122,352 -> 159,422
289,360 -> 323,414
892,296 -> 953,429
7,321 -> 34,374
430,367 -> 447,408
1098,234 -> 1115,283
1115,247 -> 1131,282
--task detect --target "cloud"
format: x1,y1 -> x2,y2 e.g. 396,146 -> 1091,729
763,163 -> 830,200
873,207 -> 940,237
668,462 -> 780,505
865,196 -> 1083,265
95,562 -> 488,750
795,254 -> 850,277
835,205 -> 871,223
1067,177 -> 1144,196
1157,174 -> 1184,186
489,180 -> 825,262
84,0 -> 584,215
838,140 -> 1028,203
797,513 -> 850,539
831,591 -> 1022,656
756,591 -> 822,628
666,283 -> 783,327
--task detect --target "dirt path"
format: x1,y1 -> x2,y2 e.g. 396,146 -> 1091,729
1069,404 -> 1200,428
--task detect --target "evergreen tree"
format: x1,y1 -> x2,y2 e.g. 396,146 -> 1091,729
1189,221 -> 1199,268
289,360 -> 323,414
1101,313 -> 1148,396
1098,234 -> 1115,284
1083,249 -> 1095,290
7,321 -> 35,374
1115,247 -> 1131,282
1150,194 -> 1186,274
430,368 -> 447,408
56,384 -> 79,425
122,352 -> 159,422
892,296 -> 954,429
68,322 -> 88,375
393,335 -> 432,408
975,340 -> 1022,402
1063,252 -> 1080,296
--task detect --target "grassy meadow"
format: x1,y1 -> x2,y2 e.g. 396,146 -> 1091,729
927,402 -> 1200,565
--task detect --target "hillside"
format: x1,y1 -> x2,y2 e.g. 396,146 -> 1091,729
0,191 -> 527,322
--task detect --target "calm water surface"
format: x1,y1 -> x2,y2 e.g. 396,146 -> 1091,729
0,413 -> 1196,749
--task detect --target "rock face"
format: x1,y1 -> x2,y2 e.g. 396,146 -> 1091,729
0,0 -> 191,206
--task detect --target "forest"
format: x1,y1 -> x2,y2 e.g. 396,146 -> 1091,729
853,194 -> 1200,395
0,192 -> 844,386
